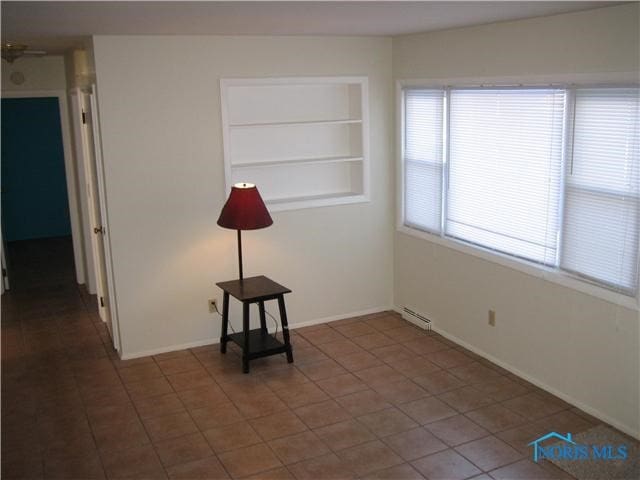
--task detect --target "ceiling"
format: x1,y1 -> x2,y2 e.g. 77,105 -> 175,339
1,1 -> 622,53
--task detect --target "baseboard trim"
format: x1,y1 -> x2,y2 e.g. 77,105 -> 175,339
287,305 -> 392,330
391,306 -> 640,440
120,337 -> 219,360
119,305 -> 392,361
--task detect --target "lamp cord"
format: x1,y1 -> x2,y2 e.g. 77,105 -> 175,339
264,310 -> 279,339
211,302 -> 236,334
212,302 -> 279,338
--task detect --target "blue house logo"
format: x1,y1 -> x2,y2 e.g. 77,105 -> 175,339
528,431 -> 628,463
528,432 -> 576,462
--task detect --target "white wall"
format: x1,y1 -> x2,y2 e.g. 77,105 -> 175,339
92,35 -> 394,358
393,3 -> 640,437
2,56 -> 67,91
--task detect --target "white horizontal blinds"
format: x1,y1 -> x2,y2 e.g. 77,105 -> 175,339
447,88 -> 565,265
562,88 -> 640,294
404,89 -> 444,233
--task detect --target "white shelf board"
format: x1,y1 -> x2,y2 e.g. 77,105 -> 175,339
232,156 -> 364,169
230,119 -> 362,129
266,192 -> 369,212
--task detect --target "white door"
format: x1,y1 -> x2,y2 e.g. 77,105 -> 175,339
85,86 -> 120,351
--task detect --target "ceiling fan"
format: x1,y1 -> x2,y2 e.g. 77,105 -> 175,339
1,42 -> 47,64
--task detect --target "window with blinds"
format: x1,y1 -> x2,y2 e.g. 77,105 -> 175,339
404,89 -> 444,233
447,89 -> 565,265
561,88 -> 639,294
402,85 -> 640,297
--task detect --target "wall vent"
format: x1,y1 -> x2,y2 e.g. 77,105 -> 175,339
402,307 -> 432,331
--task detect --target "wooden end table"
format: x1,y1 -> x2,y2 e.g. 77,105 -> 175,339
216,275 -> 293,373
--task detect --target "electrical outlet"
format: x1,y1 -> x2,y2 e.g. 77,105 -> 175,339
488,309 -> 496,327
209,298 -> 218,313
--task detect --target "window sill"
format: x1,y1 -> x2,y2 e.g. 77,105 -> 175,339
397,224 -> 639,311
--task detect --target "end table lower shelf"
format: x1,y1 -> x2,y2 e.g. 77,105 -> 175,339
226,329 -> 288,360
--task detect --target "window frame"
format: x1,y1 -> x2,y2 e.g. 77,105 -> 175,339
396,75 -> 640,311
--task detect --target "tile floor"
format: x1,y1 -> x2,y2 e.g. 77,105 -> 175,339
1,238 -> 634,479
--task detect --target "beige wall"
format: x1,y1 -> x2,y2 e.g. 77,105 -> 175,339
92,35 -> 395,358
2,56 -> 67,92
393,4 -> 639,78
393,3 -> 640,437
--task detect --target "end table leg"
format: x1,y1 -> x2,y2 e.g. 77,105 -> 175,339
242,302 -> 250,373
258,301 -> 267,333
277,295 -> 294,363
220,292 -> 230,354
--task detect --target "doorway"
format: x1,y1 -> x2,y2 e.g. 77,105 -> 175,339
2,97 -> 71,241
1,93 -> 84,291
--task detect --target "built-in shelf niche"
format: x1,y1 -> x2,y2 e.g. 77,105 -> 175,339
220,77 -> 370,211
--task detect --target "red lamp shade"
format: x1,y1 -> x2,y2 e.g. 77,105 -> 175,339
217,183 -> 273,231
218,183 -> 272,281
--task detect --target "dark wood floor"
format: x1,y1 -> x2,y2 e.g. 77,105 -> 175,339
1,237 -> 626,479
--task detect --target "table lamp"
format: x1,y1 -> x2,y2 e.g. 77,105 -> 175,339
217,183 -> 273,281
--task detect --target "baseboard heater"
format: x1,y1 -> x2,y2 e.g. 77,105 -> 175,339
402,307 -> 432,331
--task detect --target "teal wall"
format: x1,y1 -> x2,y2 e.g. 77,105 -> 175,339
1,97 -> 71,242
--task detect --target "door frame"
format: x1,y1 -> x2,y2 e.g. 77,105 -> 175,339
69,89 -> 97,295
88,85 -> 121,352
1,89 -> 86,286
